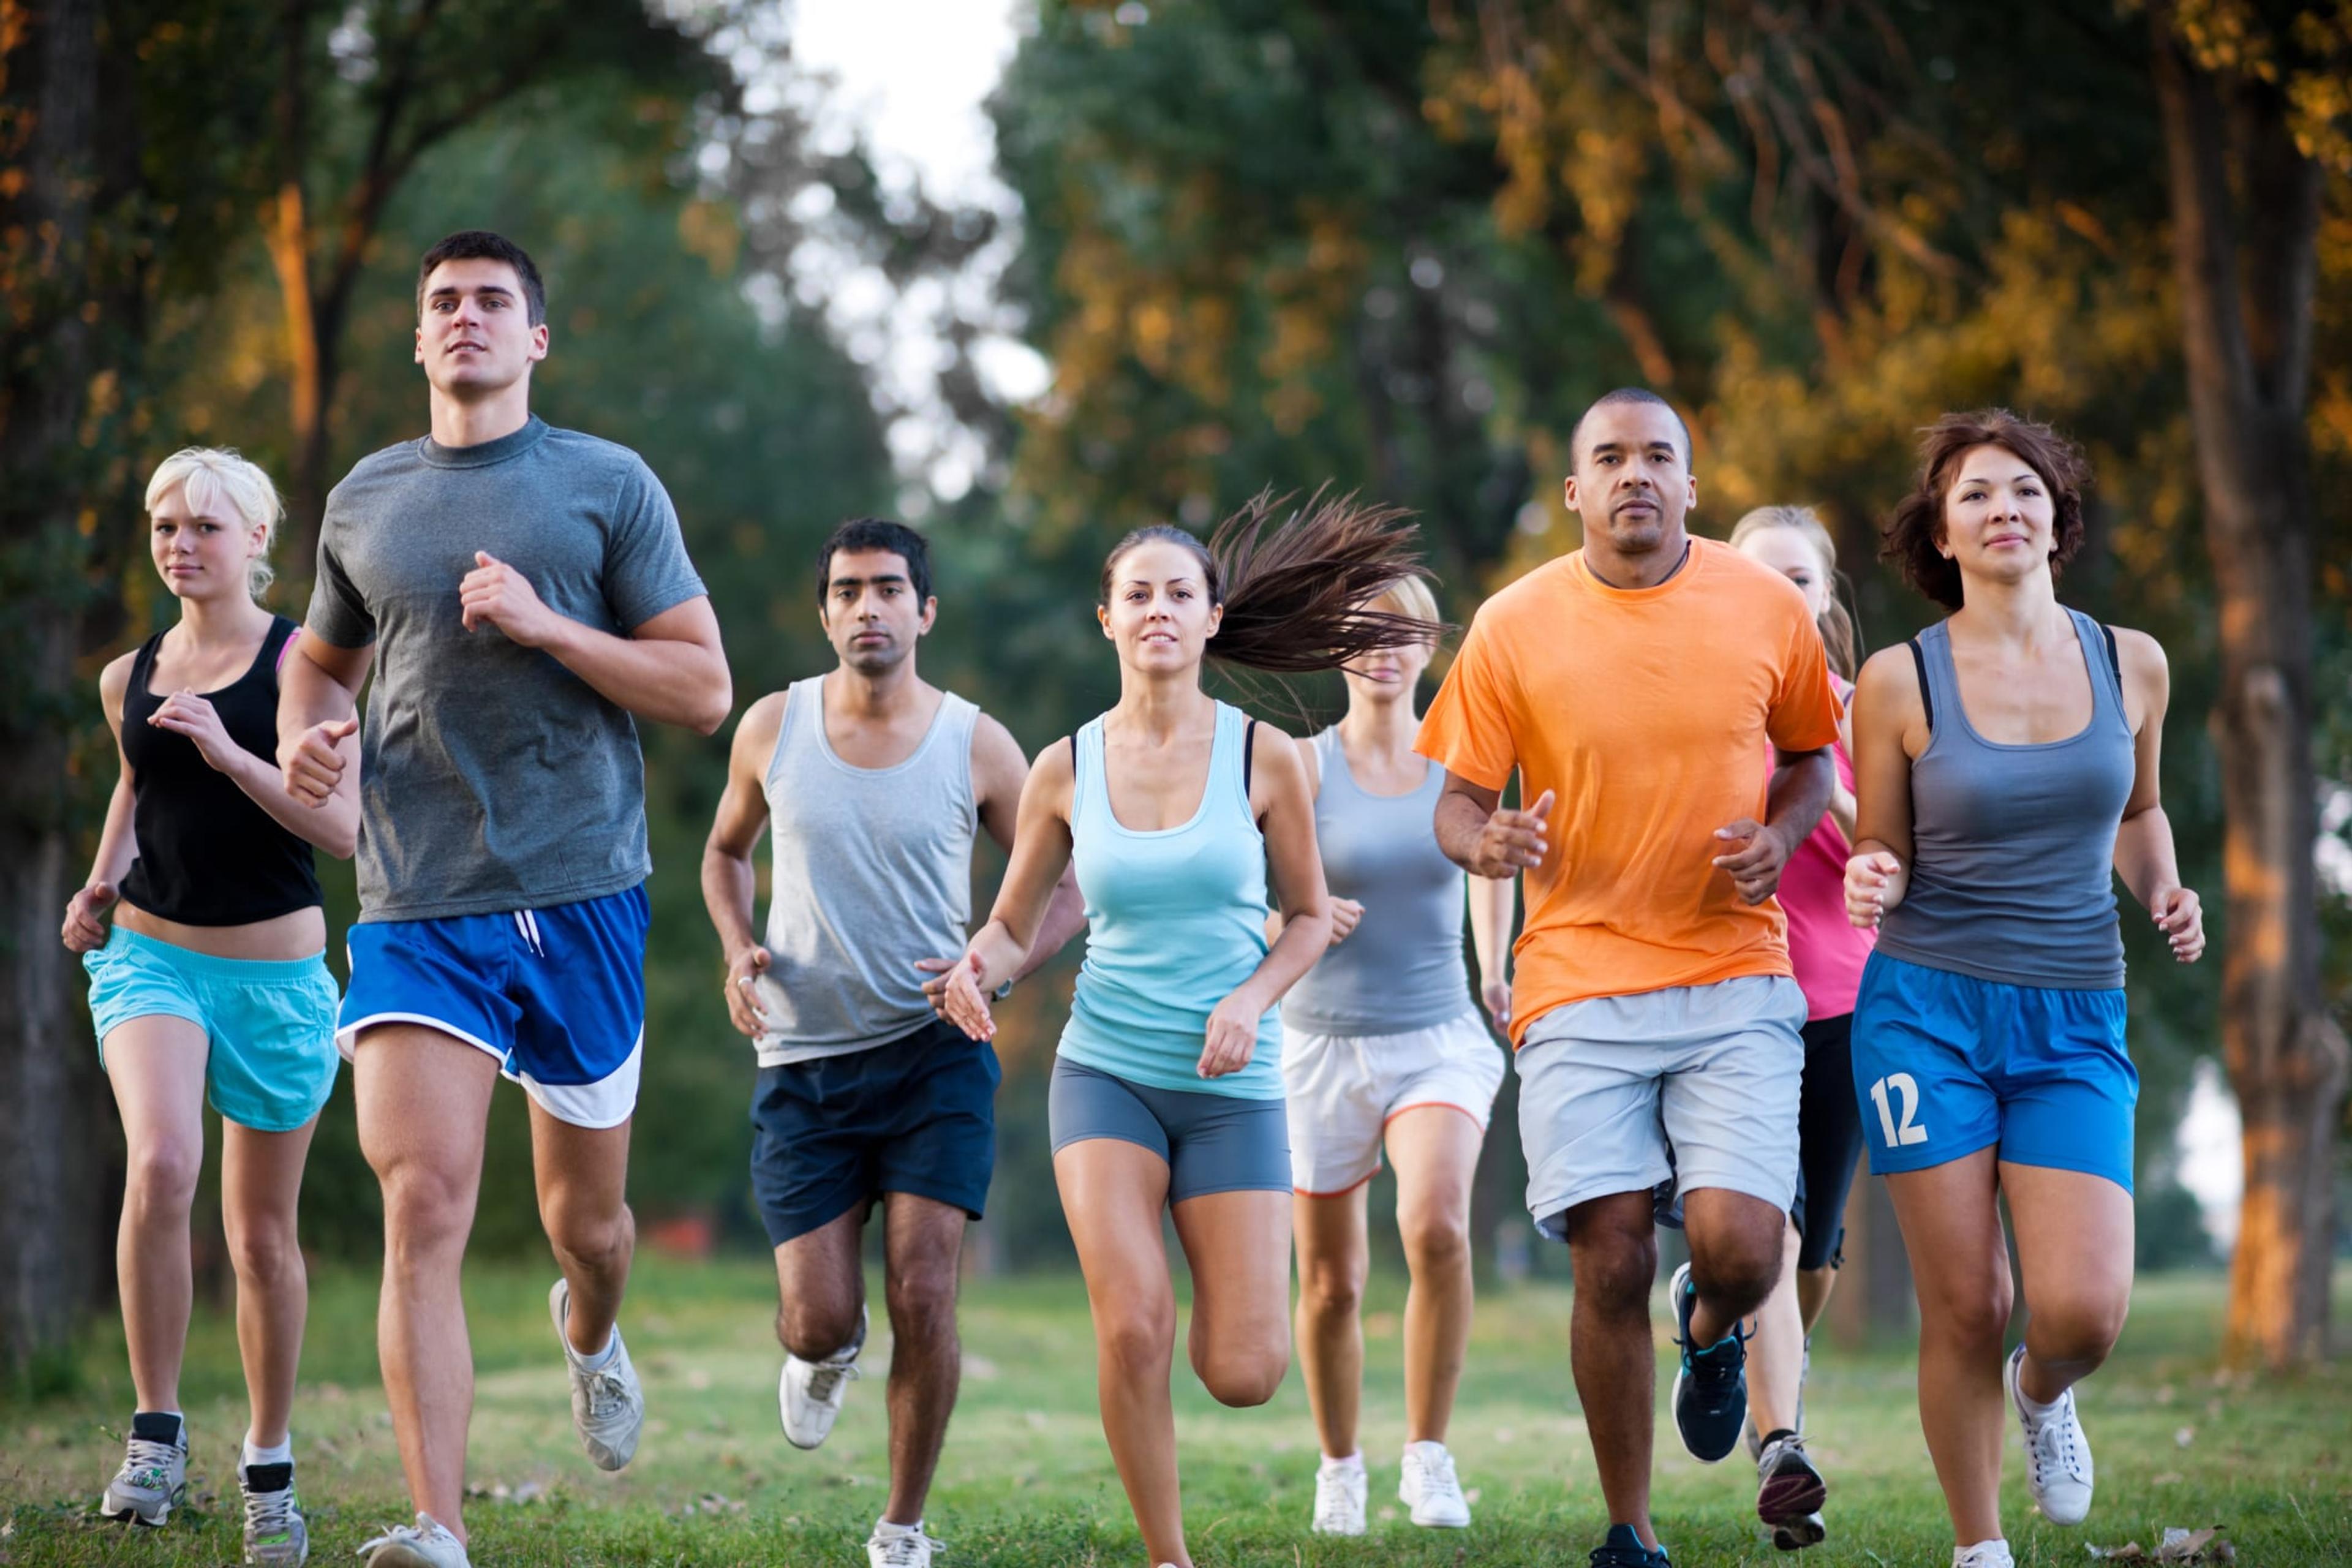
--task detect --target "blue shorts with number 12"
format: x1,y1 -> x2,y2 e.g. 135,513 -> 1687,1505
1849,951 -> 2135,1193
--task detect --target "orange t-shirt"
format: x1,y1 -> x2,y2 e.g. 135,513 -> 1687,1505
1417,538 -> 1844,1044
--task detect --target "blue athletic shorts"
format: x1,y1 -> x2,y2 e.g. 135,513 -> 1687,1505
1850,951 -> 2135,1191
749,1018 -> 1000,1246
339,884 -> 648,1129
83,927 -> 340,1133
1048,1055 -> 1291,1202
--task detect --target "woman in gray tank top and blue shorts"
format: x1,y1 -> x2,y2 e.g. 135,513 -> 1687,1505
1279,575 -> 1513,1538
1844,412 -> 2204,1568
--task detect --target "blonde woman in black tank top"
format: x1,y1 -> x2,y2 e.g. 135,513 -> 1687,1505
62,450 -> 360,1564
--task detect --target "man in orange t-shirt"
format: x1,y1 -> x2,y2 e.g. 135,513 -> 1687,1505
1419,388 -> 1841,1568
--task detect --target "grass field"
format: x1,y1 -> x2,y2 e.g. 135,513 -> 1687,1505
2,1259 -> 2346,1566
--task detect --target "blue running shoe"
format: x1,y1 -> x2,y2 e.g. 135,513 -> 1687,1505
1588,1523 -> 1672,1566
1669,1261 -> 1748,1463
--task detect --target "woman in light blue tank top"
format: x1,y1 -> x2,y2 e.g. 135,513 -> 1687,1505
1276,572 -> 1515,1534
938,494 -> 1438,1568
1844,412 -> 2205,1568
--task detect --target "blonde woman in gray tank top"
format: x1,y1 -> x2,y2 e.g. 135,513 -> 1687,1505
1843,413 -> 2204,1568
1275,577 -> 1516,1537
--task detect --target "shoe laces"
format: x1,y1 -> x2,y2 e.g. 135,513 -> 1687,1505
870,1528 -> 942,1566
1414,1448 -> 1463,1502
118,1434 -> 180,1487
1313,1468 -> 1363,1531
2024,1393 -> 2084,1482
243,1478 -> 300,1540
358,1518 -> 450,1557
805,1356 -> 863,1404
581,1361 -> 634,1420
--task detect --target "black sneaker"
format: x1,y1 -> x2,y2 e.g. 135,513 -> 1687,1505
1756,1432 -> 1827,1550
1588,1522 -> 1672,1567
1669,1261 -> 1749,1463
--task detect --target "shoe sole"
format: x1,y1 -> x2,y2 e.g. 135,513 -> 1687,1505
99,1493 -> 179,1528
1770,1512 -> 1826,1551
1757,1465 -> 1827,1525
361,1547 -> 442,1567
1408,1510 -> 1471,1528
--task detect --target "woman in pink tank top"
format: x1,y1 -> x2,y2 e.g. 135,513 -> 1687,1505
1722,506 -> 1877,1550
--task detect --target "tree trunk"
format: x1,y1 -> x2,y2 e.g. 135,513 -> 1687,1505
2151,15 -> 2347,1370
0,0 -> 113,1375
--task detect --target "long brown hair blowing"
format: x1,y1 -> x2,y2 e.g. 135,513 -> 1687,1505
1729,505 -> 1863,680
1099,489 -> 1444,674
1882,409 -> 2090,610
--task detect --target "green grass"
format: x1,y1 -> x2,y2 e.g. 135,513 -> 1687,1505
3,1260 -> 2346,1565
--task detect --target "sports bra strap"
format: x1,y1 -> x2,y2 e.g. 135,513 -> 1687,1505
1243,718 -> 1257,798
1908,637 -> 1933,733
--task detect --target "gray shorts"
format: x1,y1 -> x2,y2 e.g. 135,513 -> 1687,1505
1049,1055 -> 1291,1202
1517,975 -> 1806,1242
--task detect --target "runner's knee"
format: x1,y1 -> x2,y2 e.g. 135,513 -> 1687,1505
542,1193 -> 632,1273
1194,1336 -> 1287,1408
2026,1290 -> 2128,1370
1297,1251 -> 1364,1319
1569,1218 -> 1656,1313
1095,1301 -> 1175,1384
1921,1272 -> 2013,1347
223,1210 -> 301,1287
883,1259 -> 959,1344
124,1141 -> 202,1216
777,1295 -> 862,1362
1397,1204 -> 1470,1274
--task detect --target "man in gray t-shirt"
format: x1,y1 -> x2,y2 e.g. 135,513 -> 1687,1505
279,230 -> 729,1568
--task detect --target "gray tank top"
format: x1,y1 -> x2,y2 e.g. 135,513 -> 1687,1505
1875,610 -> 2133,990
755,677 -> 979,1063
1281,728 -> 1476,1035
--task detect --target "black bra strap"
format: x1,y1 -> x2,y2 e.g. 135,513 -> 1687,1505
2100,623 -> 2120,687
1908,636 -> 1934,732
1243,718 -> 1258,797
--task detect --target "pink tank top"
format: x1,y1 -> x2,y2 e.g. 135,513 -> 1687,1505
1776,676 -> 1874,1020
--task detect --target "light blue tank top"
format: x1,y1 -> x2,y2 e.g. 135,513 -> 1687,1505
1875,609 -> 2135,990
1059,701 -> 1283,1100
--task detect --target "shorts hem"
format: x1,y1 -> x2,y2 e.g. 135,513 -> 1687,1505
877,1180 -> 989,1223
209,1092 -> 332,1136
1992,1150 -> 2134,1194
1170,1177 -> 1294,1202
1530,1169 -> 1673,1241
90,1003 -> 208,1063
1382,1100 -> 1489,1134
337,1011 -> 503,1067
762,1191 -> 876,1249
1049,1128 -> 1167,1163
1293,1170 -> 1378,1199
1869,1129 -> 2001,1177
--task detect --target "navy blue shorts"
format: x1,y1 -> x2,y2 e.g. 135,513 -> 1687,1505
340,884 -> 647,1129
750,1018 -> 1000,1247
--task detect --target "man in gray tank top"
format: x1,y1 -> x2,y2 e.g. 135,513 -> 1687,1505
701,519 -> 1084,1568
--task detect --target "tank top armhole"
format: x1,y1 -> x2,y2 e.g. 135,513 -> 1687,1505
762,682 -> 802,795
1907,636 -> 1934,734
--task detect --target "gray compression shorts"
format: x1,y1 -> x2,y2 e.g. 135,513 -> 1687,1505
1048,1055 -> 1291,1201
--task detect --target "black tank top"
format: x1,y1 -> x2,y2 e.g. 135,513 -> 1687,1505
118,616 -> 323,925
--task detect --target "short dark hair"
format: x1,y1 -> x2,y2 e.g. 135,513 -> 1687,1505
1882,409 -> 2090,610
416,230 -> 546,326
817,518 -> 933,603
1570,386 -> 1692,467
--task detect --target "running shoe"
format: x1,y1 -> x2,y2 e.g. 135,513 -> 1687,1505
239,1460 -> 307,1565
2006,1343 -> 2093,1525
98,1411 -> 187,1526
1754,1433 -> 1826,1550
356,1513 -> 471,1567
1668,1262 -> 1749,1463
1587,1522 -> 1672,1566
1398,1440 -> 1470,1528
780,1305 -> 867,1450
1953,1542 -> 2015,1568
1310,1454 -> 1366,1535
549,1276 -> 645,1469
866,1523 -> 942,1567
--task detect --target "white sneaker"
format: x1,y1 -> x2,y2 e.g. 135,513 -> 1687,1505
549,1277 -> 645,1470
239,1460 -> 308,1565
99,1412 -> 188,1526
1310,1455 -> 1367,1536
356,1513 -> 471,1567
1953,1540 -> 2014,1568
1398,1440 -> 1471,1528
866,1522 -> 943,1567
780,1305 -> 867,1450
2006,1343 -> 2094,1525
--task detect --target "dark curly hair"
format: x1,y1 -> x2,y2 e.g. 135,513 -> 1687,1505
1882,410 -> 2090,609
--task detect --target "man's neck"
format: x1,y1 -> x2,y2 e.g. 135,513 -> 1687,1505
1582,527 -> 1693,590
826,658 -> 929,722
428,385 -> 533,448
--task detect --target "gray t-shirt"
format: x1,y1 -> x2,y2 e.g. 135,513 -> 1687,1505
307,417 -> 706,921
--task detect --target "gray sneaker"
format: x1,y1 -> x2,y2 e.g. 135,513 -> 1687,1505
99,1411 -> 187,1526
356,1513 -> 471,1567
549,1277 -> 644,1470
239,1461 -> 308,1566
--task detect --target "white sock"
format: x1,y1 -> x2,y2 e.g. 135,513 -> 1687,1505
571,1329 -> 619,1370
874,1517 -> 923,1538
1403,1439 -> 1446,1460
2013,1366 -> 2064,1420
242,1435 -> 293,1470
1319,1450 -> 1364,1474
